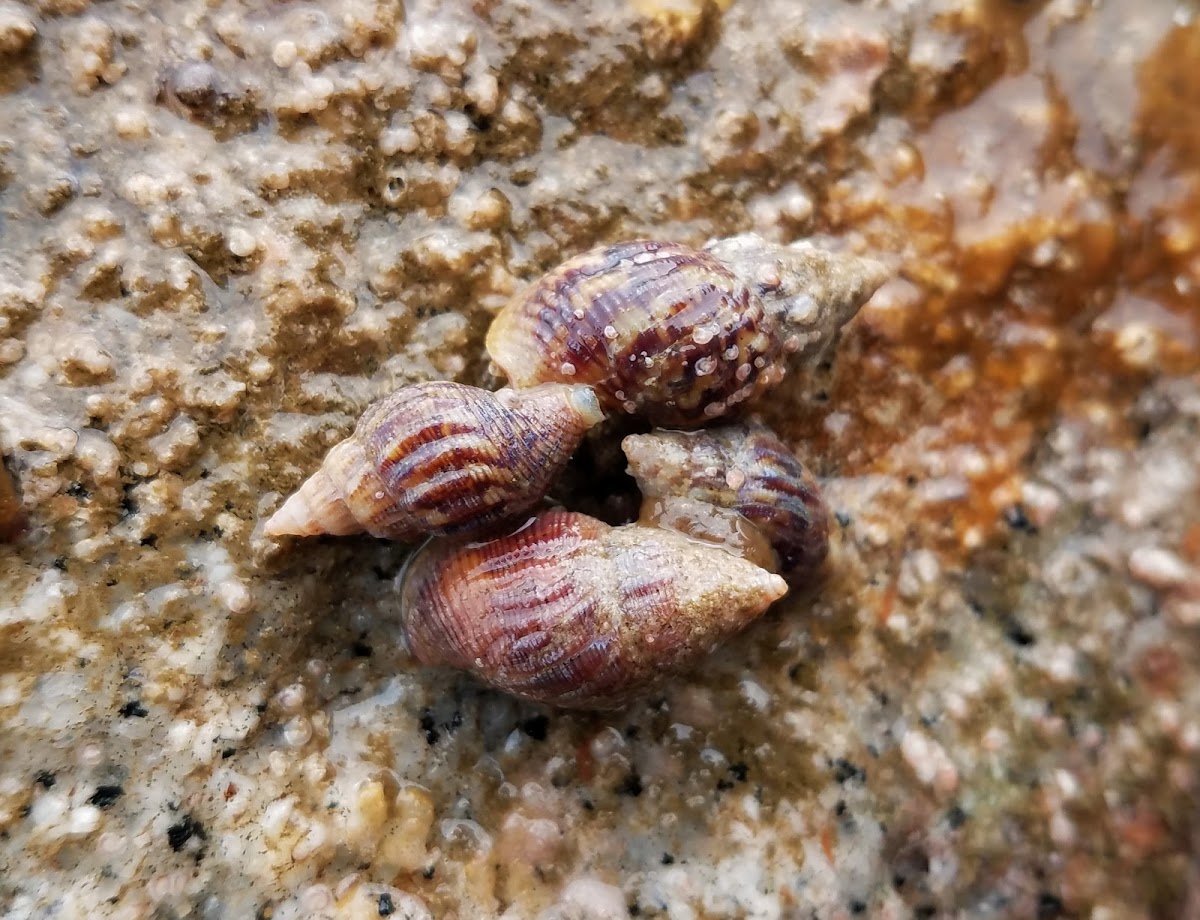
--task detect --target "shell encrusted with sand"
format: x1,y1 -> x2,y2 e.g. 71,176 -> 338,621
486,234 -> 888,427
398,510 -> 788,709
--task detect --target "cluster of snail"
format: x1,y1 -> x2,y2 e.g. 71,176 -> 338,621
265,235 -> 889,709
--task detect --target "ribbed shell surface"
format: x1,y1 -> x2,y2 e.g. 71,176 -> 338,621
623,424 -> 829,584
340,382 -> 601,540
486,241 -> 782,428
399,510 -> 787,708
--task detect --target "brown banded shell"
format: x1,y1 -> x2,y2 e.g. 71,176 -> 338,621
623,423 -> 829,584
398,510 -> 788,709
264,381 -> 605,542
485,235 -> 889,427
487,240 -> 779,427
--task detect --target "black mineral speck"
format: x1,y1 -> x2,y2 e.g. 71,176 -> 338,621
351,640 -> 373,658
947,804 -> 968,828
66,482 -> 90,500
1003,503 -> 1038,533
850,900 -> 867,915
88,785 -> 123,808
1037,893 -> 1065,918
717,761 -> 748,791
119,700 -> 148,718
616,772 -> 643,797
421,866 -> 436,880
833,758 -> 865,784
419,711 -> 439,745
1005,620 -> 1036,647
661,852 -> 675,865
167,814 -> 206,852
140,534 -> 158,548
34,770 -> 55,788
377,892 -> 394,916
520,715 -> 549,740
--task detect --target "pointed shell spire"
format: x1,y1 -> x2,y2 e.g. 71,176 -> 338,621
264,381 -> 605,542
265,439 -> 373,538
702,234 -> 890,368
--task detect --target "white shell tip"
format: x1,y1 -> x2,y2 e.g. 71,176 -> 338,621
263,491 -> 316,537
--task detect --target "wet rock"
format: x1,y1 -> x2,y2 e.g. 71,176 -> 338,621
158,60 -> 262,137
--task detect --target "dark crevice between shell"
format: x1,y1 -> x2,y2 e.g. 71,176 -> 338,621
0,449 -> 25,542
545,416 -> 649,526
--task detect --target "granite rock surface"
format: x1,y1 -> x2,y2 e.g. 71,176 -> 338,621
1,0 -> 1198,917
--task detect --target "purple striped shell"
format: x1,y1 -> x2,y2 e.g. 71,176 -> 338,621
623,423 -> 829,585
485,240 -> 782,428
264,381 -> 604,542
398,510 -> 787,708
485,236 -> 890,428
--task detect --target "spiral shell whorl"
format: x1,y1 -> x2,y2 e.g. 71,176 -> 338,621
399,510 -> 787,709
265,381 -> 605,541
703,235 -> 890,366
486,240 -> 782,428
623,424 -> 830,584
264,439 -> 384,538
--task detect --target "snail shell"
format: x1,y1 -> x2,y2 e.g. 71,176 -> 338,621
623,423 -> 829,584
635,494 -> 780,575
398,509 -> 788,709
264,381 -> 605,542
485,235 -> 888,427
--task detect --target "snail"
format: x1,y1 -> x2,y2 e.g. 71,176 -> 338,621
264,234 -> 882,709
485,234 -> 888,427
264,381 -> 605,541
397,509 -> 788,709
623,423 -> 829,585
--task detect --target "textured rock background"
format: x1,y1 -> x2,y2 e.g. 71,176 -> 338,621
1,0 -> 1198,917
